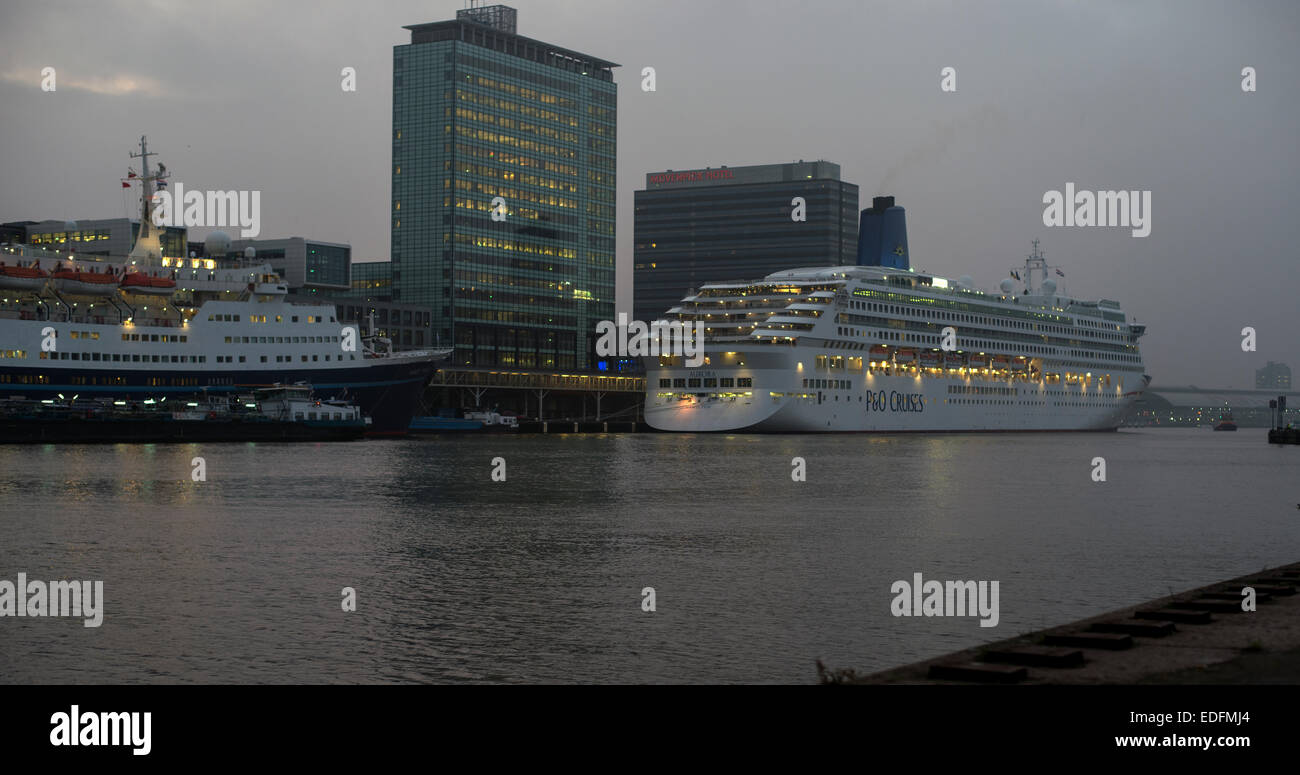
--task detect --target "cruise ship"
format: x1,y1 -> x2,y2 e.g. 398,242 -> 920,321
0,137 -> 447,435
644,197 -> 1149,433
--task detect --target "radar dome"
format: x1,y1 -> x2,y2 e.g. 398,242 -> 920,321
205,230 -> 231,257
999,278 -> 1015,294
63,220 -> 78,232
243,247 -> 256,260
958,275 -> 973,289
1041,279 -> 1057,296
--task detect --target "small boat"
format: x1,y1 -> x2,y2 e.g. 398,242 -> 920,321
0,263 -> 49,291
968,354 -> 990,369
1010,356 -> 1029,371
944,352 -> 967,369
991,355 -> 1011,370
1214,414 -> 1238,431
52,268 -> 119,296
120,271 -> 177,295
894,348 -> 916,364
919,350 -> 942,367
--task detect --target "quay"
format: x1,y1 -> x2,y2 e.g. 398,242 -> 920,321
825,562 -> 1300,684
1268,427 -> 1299,445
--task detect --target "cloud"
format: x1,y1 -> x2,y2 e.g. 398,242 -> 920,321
1,68 -> 171,97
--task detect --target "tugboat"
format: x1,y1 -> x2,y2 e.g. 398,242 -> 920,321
1213,413 -> 1238,431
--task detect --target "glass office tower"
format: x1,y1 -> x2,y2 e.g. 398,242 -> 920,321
393,5 -> 617,369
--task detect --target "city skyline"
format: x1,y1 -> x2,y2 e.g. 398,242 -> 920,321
1,0 -> 1297,386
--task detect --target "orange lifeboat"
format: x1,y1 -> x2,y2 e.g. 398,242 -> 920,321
52,267 -> 119,296
120,271 -> 177,295
0,262 -> 49,291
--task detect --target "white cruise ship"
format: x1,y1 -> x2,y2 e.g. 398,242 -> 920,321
644,223 -> 1148,433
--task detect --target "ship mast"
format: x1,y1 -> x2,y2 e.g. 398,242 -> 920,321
1020,239 -> 1054,295
127,135 -> 167,266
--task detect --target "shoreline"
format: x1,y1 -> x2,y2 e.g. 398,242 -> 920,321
836,562 -> 1300,685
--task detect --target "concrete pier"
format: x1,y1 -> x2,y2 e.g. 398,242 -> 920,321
836,562 -> 1300,684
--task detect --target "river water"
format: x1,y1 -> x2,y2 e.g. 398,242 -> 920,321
1,428 -> 1295,683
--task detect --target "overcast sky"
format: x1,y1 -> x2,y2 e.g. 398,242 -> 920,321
1,0 -> 1296,387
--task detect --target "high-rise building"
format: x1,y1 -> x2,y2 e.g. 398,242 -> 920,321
392,4 -> 617,369
633,161 -> 858,322
1256,361 -> 1292,390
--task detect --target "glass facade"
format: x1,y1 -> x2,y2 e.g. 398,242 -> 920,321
392,10 -> 617,370
305,242 -> 349,288
633,162 -> 858,322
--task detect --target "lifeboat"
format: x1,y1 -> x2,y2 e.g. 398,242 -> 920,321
991,355 -> 1011,370
120,271 -> 177,295
1011,356 -> 1029,371
0,263 -> 49,291
52,268 -> 119,296
919,350 -> 942,367
869,345 -> 892,359
894,348 -> 916,364
944,352 -> 967,368
968,354 -> 990,369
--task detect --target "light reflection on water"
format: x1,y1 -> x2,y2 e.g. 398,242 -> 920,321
0,429 -> 1295,683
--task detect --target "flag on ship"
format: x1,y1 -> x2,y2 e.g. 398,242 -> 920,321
127,170 -> 137,178
1010,270 -> 1020,280
1055,268 -> 1065,277
121,181 -> 130,188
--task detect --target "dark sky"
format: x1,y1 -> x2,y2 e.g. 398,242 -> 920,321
2,0 -> 1297,387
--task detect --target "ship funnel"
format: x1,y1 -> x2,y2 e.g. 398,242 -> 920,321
856,195 -> 909,269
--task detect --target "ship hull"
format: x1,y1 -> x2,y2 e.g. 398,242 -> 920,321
645,368 -> 1148,433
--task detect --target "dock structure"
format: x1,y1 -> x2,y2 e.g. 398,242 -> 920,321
1267,395 -> 1297,444
423,367 -> 645,425
827,562 -> 1300,685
